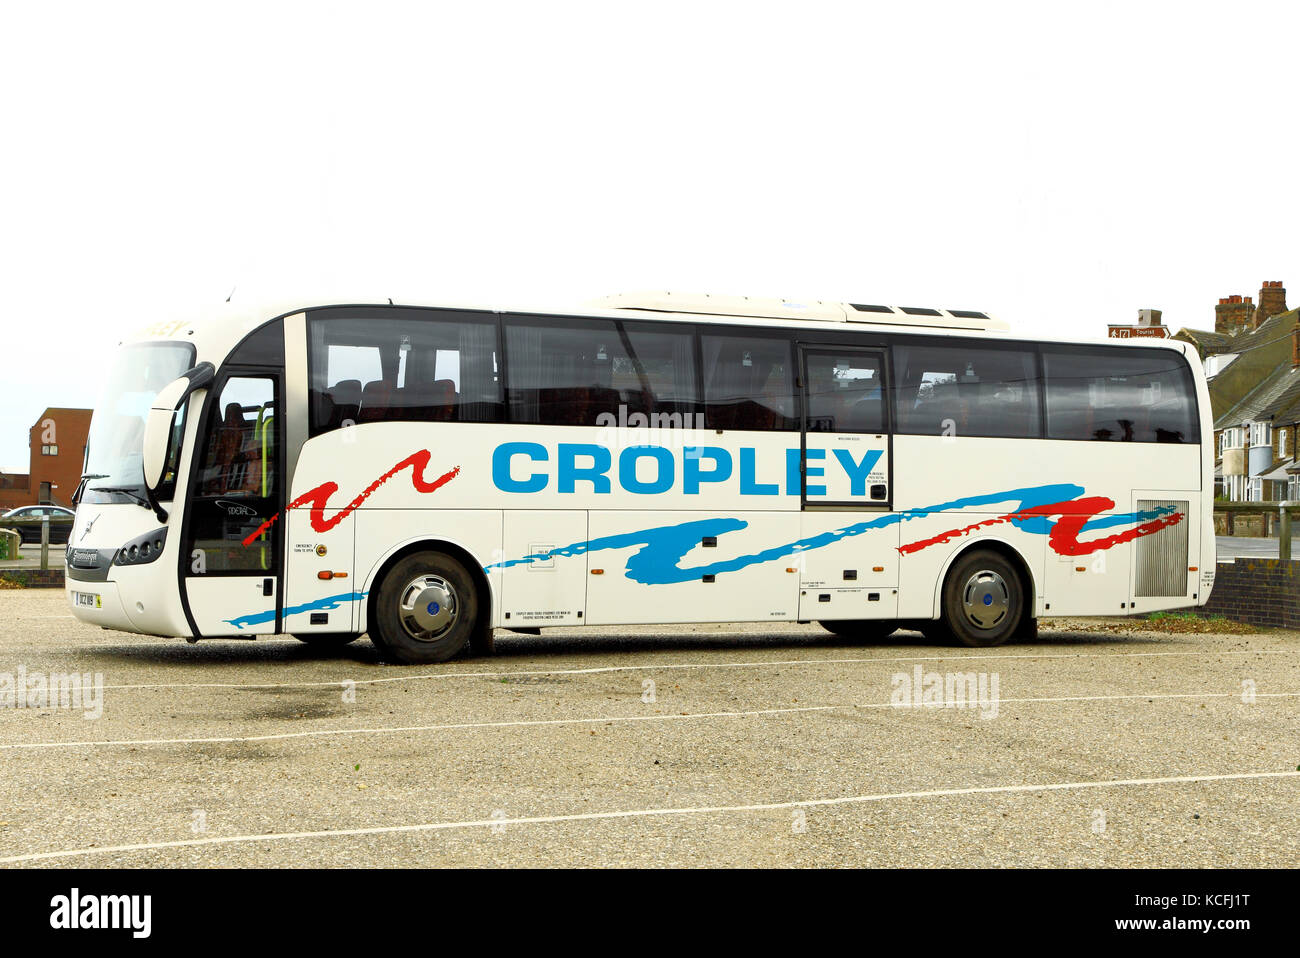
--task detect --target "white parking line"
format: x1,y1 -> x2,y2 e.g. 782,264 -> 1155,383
3,690 -> 1296,751
0,705 -> 836,749
33,647 -> 1300,694
2,769 -> 1297,865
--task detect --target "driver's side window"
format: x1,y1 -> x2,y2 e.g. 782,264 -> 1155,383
185,376 -> 279,575
196,379 -> 276,499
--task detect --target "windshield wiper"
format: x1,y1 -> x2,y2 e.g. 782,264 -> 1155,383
89,485 -> 150,508
72,474 -> 110,506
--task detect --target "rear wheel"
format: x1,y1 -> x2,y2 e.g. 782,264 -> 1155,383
818,620 -> 898,643
370,550 -> 479,664
940,550 -> 1025,648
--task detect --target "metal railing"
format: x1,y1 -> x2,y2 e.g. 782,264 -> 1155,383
1214,501 -> 1300,561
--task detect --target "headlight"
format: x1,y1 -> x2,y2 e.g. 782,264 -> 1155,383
113,528 -> 168,567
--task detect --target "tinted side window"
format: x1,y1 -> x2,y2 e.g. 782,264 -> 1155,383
506,317 -> 627,425
505,316 -> 699,426
805,350 -> 885,433
1043,347 -> 1199,443
308,310 -> 502,435
622,323 -> 699,422
893,341 -> 1041,439
700,332 -> 796,431
228,319 -> 284,366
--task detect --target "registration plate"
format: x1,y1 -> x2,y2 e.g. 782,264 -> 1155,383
73,591 -> 101,609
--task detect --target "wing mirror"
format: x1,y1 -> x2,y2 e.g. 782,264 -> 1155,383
142,362 -> 215,496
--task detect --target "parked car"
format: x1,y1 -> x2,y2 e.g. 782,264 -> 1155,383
1,505 -> 75,544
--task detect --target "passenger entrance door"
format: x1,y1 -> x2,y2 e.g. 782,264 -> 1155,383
796,345 -> 898,620
799,347 -> 891,507
182,372 -> 284,636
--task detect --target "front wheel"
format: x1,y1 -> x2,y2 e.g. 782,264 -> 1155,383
940,550 -> 1025,648
370,550 -> 479,664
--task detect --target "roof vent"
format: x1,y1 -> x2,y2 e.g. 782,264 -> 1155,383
588,292 -> 1006,330
588,291 -> 848,322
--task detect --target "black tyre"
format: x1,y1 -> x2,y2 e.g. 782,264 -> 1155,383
940,549 -> 1025,648
293,632 -> 361,647
370,550 -> 479,664
818,620 -> 898,643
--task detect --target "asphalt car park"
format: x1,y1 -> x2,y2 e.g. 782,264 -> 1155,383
0,588 -> 1296,868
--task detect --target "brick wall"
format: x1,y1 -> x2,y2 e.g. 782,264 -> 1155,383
1197,559 -> 1300,629
0,473 -> 32,512
0,568 -> 65,589
28,408 -> 92,509
1216,512 -> 1269,536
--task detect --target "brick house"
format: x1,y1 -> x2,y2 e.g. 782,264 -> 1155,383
0,407 -> 93,512
1173,281 -> 1300,503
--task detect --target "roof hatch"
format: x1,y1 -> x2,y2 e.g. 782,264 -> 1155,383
589,291 -> 1007,330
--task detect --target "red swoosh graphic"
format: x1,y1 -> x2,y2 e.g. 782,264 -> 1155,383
241,450 -> 460,547
1027,498 -> 1184,557
898,514 -> 1013,555
899,496 -> 1184,557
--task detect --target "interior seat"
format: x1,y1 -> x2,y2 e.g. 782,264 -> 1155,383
358,380 -> 392,424
330,379 -> 362,429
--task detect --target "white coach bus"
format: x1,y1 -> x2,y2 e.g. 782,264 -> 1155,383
66,292 -> 1215,663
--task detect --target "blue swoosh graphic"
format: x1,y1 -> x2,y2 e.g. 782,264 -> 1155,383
223,485 -> 1180,621
225,590 -> 369,630
484,483 -> 1177,586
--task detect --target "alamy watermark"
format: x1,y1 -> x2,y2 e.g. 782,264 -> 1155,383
0,666 -> 103,719
594,404 -> 708,454
890,665 -> 1000,720
50,889 -> 151,938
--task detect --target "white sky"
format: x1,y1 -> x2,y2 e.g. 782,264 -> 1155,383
2,0 -> 1298,469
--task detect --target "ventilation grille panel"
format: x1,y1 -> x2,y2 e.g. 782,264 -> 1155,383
1135,499 -> 1189,597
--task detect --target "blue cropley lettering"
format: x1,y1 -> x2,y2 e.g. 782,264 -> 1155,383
805,447 -> 826,496
493,442 -> 549,493
224,591 -> 369,630
739,447 -> 778,496
558,443 -> 612,494
832,448 -> 883,497
619,446 -> 674,494
785,448 -> 802,496
485,482 -> 1091,585
683,447 -> 732,494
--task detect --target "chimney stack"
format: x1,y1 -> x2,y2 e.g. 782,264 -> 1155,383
1293,319 -> 1300,369
1215,291 -> 1257,334
1257,280 -> 1288,327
